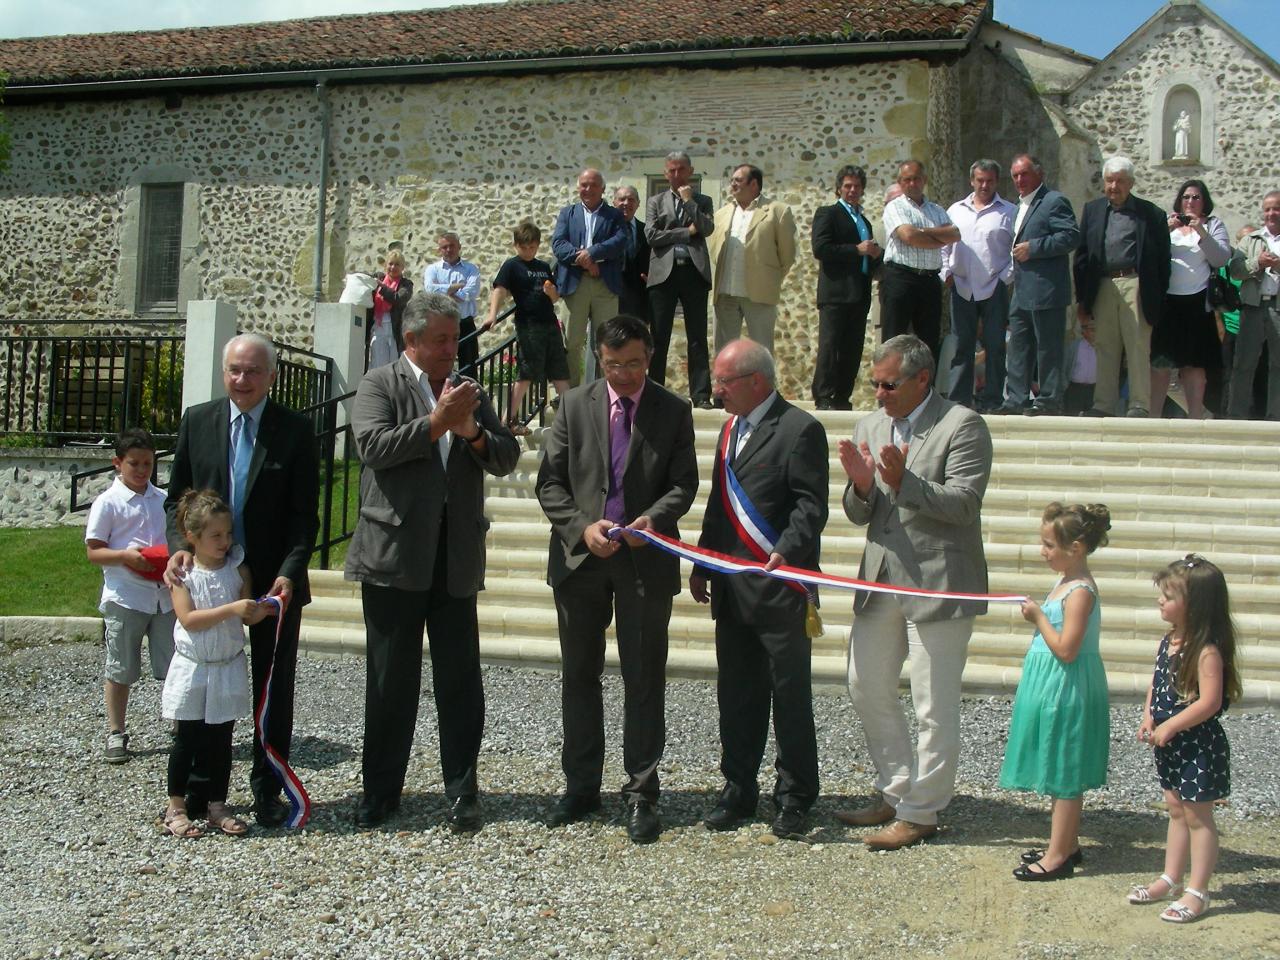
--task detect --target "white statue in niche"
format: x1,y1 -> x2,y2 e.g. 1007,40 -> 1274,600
1173,110 -> 1192,160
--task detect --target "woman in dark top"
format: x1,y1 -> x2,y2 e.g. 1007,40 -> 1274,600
368,250 -> 413,369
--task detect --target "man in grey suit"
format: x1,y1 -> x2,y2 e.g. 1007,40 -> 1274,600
646,150 -> 716,408
837,334 -> 993,850
536,314 -> 698,844
998,154 -> 1080,416
345,292 -> 521,831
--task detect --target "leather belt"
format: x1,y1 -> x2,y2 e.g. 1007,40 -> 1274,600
886,261 -> 939,278
1106,267 -> 1137,279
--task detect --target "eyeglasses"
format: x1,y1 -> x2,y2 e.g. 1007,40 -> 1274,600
869,376 -> 909,392
712,371 -> 755,388
1181,194 -> 1204,202
225,365 -> 269,378
1182,554 -> 1205,569
602,360 -> 648,373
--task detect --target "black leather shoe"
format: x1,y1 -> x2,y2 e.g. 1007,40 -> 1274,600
626,800 -> 660,844
771,806 -> 808,841
253,795 -> 290,828
1013,858 -> 1075,881
1024,404 -> 1060,417
704,800 -> 754,831
547,793 -> 601,828
1020,847 -> 1083,866
815,400 -> 833,410
695,399 -> 714,410
445,795 -> 482,833
354,793 -> 399,829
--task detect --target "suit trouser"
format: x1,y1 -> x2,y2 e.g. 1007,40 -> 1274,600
879,263 -> 943,363
847,592 -> 973,826
360,530 -> 485,803
648,262 -> 712,403
618,284 -> 651,325
1227,300 -> 1280,420
812,300 -> 871,405
1005,305 -> 1067,410
947,284 -> 1009,409
714,295 -> 777,354
553,552 -> 671,803
714,591 -> 818,811
564,275 -> 619,386
1091,275 -> 1151,414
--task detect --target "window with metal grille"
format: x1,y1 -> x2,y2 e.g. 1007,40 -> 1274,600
137,183 -> 184,312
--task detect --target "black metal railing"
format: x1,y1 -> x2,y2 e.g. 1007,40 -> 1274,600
305,389 -> 359,570
270,339 -> 333,433
2,320 -> 185,444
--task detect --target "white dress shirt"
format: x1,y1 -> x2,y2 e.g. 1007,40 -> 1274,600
883,195 -> 952,271
85,476 -> 174,614
940,193 -> 1016,301
423,258 -> 481,318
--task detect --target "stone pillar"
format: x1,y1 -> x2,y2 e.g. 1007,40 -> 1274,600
182,300 -> 238,411
312,302 -> 366,457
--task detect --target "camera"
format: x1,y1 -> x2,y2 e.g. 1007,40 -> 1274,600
1176,214 -> 1192,225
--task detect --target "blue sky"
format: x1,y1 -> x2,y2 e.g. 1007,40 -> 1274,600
1,1 -> 1276,64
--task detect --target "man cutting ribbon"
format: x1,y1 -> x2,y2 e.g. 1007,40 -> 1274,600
692,338 -> 829,841
836,334 -> 995,850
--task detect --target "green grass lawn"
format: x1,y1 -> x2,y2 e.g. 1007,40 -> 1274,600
0,461 -> 360,617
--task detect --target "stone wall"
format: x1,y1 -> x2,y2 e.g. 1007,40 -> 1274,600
1063,12 -> 1280,235
0,57 -> 960,399
0,448 -> 113,528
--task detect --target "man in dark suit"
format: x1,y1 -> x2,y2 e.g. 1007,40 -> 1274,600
1000,153 -> 1080,416
164,332 -> 319,827
551,168 -> 628,386
811,164 -> 883,409
536,314 -> 698,844
1074,156 -> 1172,417
613,185 -> 651,323
344,292 -> 521,830
646,150 -> 716,408
691,338 -> 829,841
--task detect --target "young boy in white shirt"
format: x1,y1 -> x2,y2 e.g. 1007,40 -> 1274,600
85,428 -> 175,764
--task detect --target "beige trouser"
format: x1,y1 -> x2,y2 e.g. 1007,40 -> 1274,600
847,592 -> 974,826
563,275 -> 619,386
1090,274 -> 1151,414
713,295 -> 778,355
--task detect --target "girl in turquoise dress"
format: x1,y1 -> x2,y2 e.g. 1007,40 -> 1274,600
1000,502 -> 1112,882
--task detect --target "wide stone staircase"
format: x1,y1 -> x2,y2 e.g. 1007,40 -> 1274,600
302,409 -> 1280,706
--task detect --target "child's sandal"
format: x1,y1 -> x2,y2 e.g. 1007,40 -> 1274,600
162,808 -> 204,839
205,803 -> 249,836
1127,873 -> 1182,904
1160,887 -> 1209,923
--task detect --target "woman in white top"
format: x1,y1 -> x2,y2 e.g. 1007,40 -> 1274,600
367,250 -> 414,369
1150,179 -> 1232,419
160,490 -> 266,838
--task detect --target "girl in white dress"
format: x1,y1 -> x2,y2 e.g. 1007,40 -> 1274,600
160,490 -> 265,838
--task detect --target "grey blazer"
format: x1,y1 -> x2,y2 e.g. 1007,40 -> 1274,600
843,391 -> 993,622
344,357 -> 521,595
645,189 -> 716,287
537,377 -> 698,594
1009,184 -> 1079,312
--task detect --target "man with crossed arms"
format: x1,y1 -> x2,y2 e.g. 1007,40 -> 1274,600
836,333 -> 993,850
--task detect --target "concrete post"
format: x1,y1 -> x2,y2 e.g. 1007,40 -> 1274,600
181,300 -> 238,411
312,302 -> 366,457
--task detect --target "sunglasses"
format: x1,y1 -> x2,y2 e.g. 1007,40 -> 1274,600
869,376 -> 909,392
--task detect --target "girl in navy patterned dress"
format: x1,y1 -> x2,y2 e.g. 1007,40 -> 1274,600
1128,555 -> 1241,923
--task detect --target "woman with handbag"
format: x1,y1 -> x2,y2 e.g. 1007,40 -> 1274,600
1150,179 -> 1232,419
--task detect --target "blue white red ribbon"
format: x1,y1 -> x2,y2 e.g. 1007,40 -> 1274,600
254,595 -> 311,829
606,526 -> 1028,605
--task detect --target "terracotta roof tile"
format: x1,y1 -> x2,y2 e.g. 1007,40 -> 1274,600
1,0 -> 988,87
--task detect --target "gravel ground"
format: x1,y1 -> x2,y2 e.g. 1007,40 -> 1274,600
3,642 -> 1278,960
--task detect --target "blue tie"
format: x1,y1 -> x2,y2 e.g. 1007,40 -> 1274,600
231,412 -> 253,546
852,206 -> 870,274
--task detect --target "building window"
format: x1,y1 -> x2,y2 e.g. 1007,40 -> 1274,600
137,183 -> 185,312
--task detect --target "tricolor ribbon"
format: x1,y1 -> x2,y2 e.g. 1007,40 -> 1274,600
254,595 -> 311,829
606,526 -> 1028,605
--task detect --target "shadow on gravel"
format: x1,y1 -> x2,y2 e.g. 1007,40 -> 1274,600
229,734 -> 356,769
1214,879 -> 1280,917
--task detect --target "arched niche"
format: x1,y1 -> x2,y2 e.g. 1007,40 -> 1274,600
1149,73 -> 1215,168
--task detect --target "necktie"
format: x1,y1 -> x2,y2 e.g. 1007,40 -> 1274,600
627,221 -> 637,261
731,416 -> 753,462
231,412 -> 253,545
893,418 -> 912,447
604,396 -> 634,525
853,207 -> 870,275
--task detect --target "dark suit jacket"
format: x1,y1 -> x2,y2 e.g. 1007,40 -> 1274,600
698,396 -> 828,625
165,397 -> 320,605
618,217 -> 651,316
343,358 -> 521,595
843,391 -> 993,622
537,378 -> 698,594
1074,194 -> 1172,326
811,202 -> 880,306
646,189 -> 716,287
366,271 -> 414,353
1009,184 -> 1079,313
551,201 -> 627,297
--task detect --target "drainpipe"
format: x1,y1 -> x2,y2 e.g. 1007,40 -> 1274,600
312,79 -> 331,303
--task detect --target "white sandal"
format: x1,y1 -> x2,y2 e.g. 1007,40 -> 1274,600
1161,887 -> 1209,923
1127,873 -> 1183,904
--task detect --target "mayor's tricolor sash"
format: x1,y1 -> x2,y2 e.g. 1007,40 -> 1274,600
255,594 -> 311,829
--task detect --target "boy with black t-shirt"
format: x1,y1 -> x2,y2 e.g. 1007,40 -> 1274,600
483,221 -> 570,434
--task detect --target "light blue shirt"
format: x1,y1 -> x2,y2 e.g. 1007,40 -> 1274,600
423,258 -> 481,319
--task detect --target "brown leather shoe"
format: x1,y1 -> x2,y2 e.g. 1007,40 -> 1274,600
863,819 -> 938,850
834,800 -> 895,827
